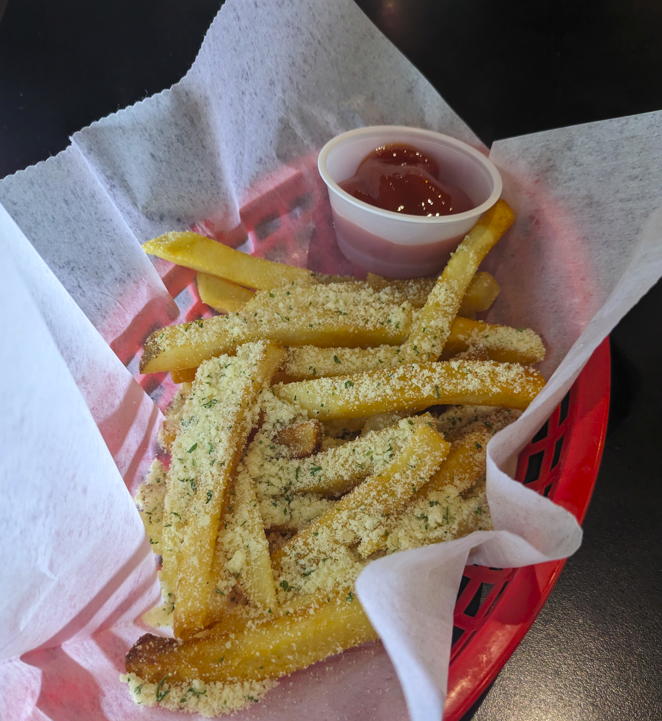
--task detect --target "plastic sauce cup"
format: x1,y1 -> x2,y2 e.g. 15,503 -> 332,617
318,126 -> 502,278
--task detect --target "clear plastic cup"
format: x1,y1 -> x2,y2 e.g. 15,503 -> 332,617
318,126 -> 502,278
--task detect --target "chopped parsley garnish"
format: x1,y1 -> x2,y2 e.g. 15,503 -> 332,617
156,676 -> 170,702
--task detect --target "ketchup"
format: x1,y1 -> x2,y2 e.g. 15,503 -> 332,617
339,144 -> 473,217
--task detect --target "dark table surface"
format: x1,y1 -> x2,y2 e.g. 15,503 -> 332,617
1,1 -> 661,719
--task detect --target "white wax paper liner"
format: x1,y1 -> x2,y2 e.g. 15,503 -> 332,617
1,0 -> 662,719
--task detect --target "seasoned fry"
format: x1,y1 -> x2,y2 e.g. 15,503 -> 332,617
279,318 -> 544,382
163,341 -> 285,639
140,286 -> 411,374
439,316 -> 545,364
275,360 -> 545,421
251,416 -> 433,500
279,344 -> 406,382
403,200 -> 515,362
272,423 -> 449,575
221,470 -> 278,611
197,272 -> 256,313
425,409 -> 519,496
273,419 -> 323,459
124,585 -> 376,691
143,231 -> 315,289
457,271 -> 500,318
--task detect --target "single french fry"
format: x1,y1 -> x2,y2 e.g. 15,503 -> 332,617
225,471 -> 278,611
273,419 -> 323,459
125,585 -> 376,685
197,272 -> 256,313
458,271 -> 500,318
143,231 -> 315,289
163,341 -> 285,639
279,344 -> 407,382
454,478 -> 491,536
439,316 -> 545,365
279,318 -> 545,382
252,416 -> 431,499
170,367 -> 197,384
403,200 -> 515,362
272,423 -> 449,571
139,288 -> 411,374
275,360 -> 545,421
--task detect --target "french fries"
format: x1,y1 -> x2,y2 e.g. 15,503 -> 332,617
126,199 -> 548,715
375,409 -> 519,553
403,200 -> 515,362
143,231 -> 316,288
250,415 -> 435,500
140,284 -> 412,374
278,318 -> 545,382
273,423 -> 449,576
439,316 -> 546,365
275,360 -> 545,421
221,470 -> 278,611
125,586 -> 376,689
162,341 -> 284,638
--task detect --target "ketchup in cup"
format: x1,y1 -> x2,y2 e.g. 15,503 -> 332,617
339,144 -> 473,217
318,127 -> 503,278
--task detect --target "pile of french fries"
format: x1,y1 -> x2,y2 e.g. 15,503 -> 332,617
122,200 -> 547,714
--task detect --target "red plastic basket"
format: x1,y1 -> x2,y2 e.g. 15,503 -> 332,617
127,160 -> 610,719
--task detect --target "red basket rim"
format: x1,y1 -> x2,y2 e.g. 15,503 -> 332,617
444,337 -> 611,720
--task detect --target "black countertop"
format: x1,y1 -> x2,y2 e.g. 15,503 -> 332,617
1,1 -> 660,718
